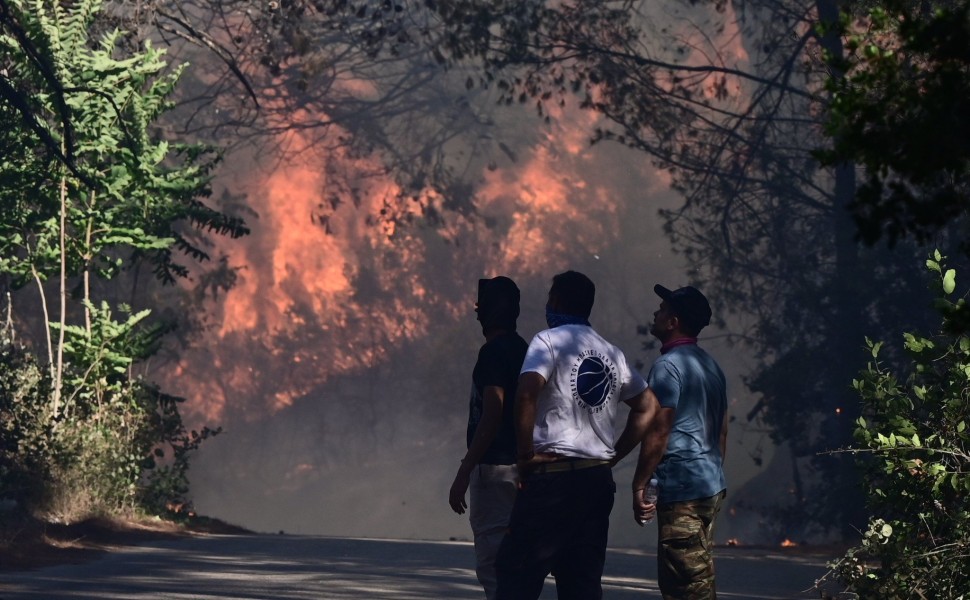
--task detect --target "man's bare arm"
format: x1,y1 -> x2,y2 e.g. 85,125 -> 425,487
462,386 -> 505,469
633,405 -> 674,492
630,404 -> 674,524
449,386 -> 505,514
612,388 -> 659,466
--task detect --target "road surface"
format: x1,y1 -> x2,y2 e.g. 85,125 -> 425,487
2,535 -> 839,599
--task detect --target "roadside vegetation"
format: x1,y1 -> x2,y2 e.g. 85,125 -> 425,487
820,255 -> 970,598
0,0 -> 245,539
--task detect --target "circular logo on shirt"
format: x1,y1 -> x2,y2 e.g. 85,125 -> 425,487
570,350 -> 619,413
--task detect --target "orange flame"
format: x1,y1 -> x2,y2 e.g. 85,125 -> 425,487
161,104 -> 644,424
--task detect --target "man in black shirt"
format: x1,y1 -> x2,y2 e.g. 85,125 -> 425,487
450,276 -> 529,599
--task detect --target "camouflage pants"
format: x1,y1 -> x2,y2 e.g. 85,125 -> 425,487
657,491 -> 725,600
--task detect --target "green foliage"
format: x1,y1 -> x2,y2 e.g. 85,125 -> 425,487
0,327 -> 55,507
1,310 -> 220,519
0,0 -> 247,291
0,0 -> 239,519
137,384 -> 221,516
42,382 -> 221,520
53,302 -> 162,408
830,252 -> 970,597
819,0 -> 970,248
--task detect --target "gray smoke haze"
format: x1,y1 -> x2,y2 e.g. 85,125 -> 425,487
129,0 -> 812,549
166,128 -> 789,549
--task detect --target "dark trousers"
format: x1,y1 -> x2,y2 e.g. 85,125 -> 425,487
495,464 -> 615,600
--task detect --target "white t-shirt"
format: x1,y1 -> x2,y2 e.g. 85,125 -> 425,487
520,324 -> 648,460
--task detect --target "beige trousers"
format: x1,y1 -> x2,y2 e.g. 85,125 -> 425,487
469,463 -> 519,600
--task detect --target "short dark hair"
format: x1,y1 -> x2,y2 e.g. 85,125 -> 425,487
550,271 -> 595,318
477,276 -> 521,330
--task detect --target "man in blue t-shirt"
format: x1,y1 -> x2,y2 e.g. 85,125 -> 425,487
634,284 -> 727,600
449,276 -> 529,599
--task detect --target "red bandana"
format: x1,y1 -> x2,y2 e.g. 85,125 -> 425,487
660,337 -> 698,354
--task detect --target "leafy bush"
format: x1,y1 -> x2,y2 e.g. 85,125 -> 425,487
41,382 -> 220,522
0,328 -> 55,510
1,307 -> 219,522
1,0 -> 236,523
830,251 -> 970,598
137,384 -> 221,517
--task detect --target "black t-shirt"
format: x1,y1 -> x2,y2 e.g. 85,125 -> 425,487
467,331 -> 529,465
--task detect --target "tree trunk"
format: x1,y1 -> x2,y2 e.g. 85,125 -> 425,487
53,173 -> 67,418
818,0 -> 867,535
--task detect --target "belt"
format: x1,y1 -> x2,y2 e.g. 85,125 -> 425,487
531,458 -> 610,474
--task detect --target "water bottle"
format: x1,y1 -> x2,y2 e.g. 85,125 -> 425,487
642,477 -> 659,524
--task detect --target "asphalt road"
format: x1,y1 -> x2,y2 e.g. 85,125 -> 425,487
1,535 -> 839,599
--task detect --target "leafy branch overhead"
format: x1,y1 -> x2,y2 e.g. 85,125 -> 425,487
819,0 -> 970,248
0,0 -> 248,291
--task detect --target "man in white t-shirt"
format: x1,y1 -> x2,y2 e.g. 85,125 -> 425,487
495,270 -> 659,600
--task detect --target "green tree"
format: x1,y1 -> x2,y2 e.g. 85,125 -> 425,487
825,252 -> 970,597
819,0 -> 970,248
0,0 -> 243,516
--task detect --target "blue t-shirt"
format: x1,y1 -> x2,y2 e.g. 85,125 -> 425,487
647,343 -> 727,503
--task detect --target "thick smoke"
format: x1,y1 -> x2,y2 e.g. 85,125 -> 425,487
145,2 -> 797,549
157,110 -> 781,548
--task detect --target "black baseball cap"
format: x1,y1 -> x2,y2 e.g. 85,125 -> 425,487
654,284 -> 712,333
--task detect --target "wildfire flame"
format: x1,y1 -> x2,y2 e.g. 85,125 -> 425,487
162,106 -> 636,424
